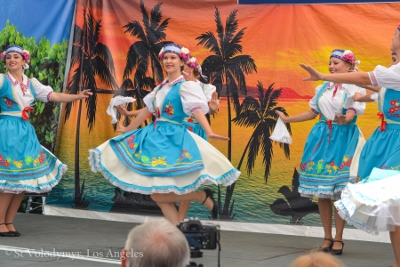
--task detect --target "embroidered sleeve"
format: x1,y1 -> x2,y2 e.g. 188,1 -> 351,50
370,64 -> 400,90
31,78 -> 54,103
181,81 -> 209,116
47,91 -> 53,101
347,107 -> 356,114
368,71 -> 378,87
311,108 -> 319,115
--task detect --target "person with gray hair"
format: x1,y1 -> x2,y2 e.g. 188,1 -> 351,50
121,219 -> 190,267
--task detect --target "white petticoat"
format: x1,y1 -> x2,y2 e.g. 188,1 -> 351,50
334,169 -> 400,234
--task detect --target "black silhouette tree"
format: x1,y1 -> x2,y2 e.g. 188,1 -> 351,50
65,7 -> 119,208
270,168 -> 319,225
224,82 -> 291,219
196,7 -> 256,219
118,0 -> 171,120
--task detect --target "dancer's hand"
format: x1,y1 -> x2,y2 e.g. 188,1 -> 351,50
353,92 -> 363,101
334,114 -> 346,125
116,105 -> 130,116
300,63 -> 324,81
76,89 -> 93,99
116,124 -> 128,133
208,92 -> 220,114
275,110 -> 289,123
208,132 -> 229,141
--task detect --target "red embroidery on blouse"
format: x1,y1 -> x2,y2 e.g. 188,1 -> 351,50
5,72 -> 30,95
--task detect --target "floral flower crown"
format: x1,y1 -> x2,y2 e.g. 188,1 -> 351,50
158,43 -> 190,61
0,45 -> 30,63
330,49 -> 360,66
185,56 -> 207,80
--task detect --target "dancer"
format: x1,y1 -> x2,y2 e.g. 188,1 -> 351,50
0,45 -> 92,237
181,56 -> 219,139
116,56 -> 220,139
276,49 -> 366,255
300,23 -> 400,266
89,43 -> 240,225
178,56 -> 220,221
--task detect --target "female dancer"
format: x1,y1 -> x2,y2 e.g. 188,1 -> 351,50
276,49 -> 366,255
300,24 -> 400,266
178,56 -> 220,220
0,45 -> 92,237
89,43 -> 240,225
181,56 -> 219,139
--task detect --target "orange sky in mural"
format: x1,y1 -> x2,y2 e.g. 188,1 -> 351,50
73,0 -> 400,96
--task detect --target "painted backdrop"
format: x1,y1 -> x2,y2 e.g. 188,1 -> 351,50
45,0 -> 399,226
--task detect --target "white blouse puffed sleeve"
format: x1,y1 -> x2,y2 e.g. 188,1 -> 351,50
203,83 -> 216,102
343,84 -> 366,115
143,87 -> 158,113
31,78 -> 54,103
368,63 -> 400,90
308,84 -> 323,114
180,81 -> 209,116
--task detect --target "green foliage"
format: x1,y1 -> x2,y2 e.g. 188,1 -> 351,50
0,21 -> 69,151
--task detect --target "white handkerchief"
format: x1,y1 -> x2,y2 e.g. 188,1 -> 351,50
269,117 -> 292,144
106,96 -> 136,124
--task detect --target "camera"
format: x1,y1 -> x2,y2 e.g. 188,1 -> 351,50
178,218 -> 218,250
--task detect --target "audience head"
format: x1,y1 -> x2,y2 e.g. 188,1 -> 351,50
121,219 -> 190,267
291,251 -> 345,267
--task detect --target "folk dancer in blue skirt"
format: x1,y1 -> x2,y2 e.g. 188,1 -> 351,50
178,56 -> 220,221
301,24 -> 400,266
0,45 -> 92,237
89,43 -> 240,225
277,49 -> 366,255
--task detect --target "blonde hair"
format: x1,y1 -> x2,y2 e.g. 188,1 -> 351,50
291,251 -> 345,267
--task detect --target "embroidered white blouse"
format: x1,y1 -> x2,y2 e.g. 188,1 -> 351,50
144,76 -> 209,116
309,82 -> 366,120
0,72 -> 53,114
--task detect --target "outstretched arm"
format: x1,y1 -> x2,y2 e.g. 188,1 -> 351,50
116,108 -> 151,133
50,89 -> 93,102
116,105 -> 143,117
276,110 -> 317,123
300,63 -> 372,86
192,110 -> 229,141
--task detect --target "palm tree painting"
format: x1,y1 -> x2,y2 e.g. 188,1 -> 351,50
117,0 -> 171,120
196,7 -> 256,219
270,168 -> 319,225
225,82 -> 291,219
65,7 -> 119,209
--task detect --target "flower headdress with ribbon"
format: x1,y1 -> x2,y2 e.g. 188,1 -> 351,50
158,43 -> 190,61
185,56 -> 207,81
0,45 -> 31,70
330,49 -> 360,68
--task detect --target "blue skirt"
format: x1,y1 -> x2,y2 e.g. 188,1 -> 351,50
299,121 -> 364,199
0,115 -> 67,193
357,124 -> 400,181
89,121 -> 240,195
